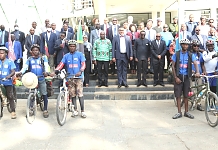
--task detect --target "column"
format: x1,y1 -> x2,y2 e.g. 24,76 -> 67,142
99,0 -> 106,24
178,0 -> 185,28
210,7 -> 217,28
160,6 -> 165,25
152,11 -> 157,22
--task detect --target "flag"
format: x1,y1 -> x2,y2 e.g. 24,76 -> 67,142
44,34 -> 49,57
8,29 -> 16,61
77,20 -> 84,54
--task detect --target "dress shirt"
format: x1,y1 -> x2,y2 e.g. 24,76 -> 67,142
113,25 -> 117,37
47,32 -> 51,40
120,36 -> 126,53
181,31 -> 186,39
96,29 -> 100,37
145,28 -> 156,42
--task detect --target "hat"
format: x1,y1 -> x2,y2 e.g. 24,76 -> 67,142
68,40 -> 77,45
0,47 -> 8,52
22,72 -> 38,89
157,18 -> 162,22
180,39 -> 190,44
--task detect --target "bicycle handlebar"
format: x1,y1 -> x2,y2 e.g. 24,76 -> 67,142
199,75 -> 218,78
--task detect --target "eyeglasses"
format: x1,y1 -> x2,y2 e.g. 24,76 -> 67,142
210,22 -> 214,23
113,20 -> 117,21
195,30 -> 200,31
163,27 -> 168,28
156,36 -> 161,37
193,45 -> 200,47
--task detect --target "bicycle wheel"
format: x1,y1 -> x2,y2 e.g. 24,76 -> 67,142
37,95 -> 44,111
0,97 -> 3,118
7,98 -> 17,113
205,92 -> 218,127
26,93 -> 37,124
56,91 -> 67,126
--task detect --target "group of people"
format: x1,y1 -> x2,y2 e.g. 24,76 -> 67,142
1,14 -> 218,120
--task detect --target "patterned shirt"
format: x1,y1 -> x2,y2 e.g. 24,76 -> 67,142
93,38 -> 112,61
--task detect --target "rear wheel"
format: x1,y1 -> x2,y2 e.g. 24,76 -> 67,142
56,91 -> 67,126
26,93 -> 37,124
36,95 -> 44,111
205,92 -> 218,127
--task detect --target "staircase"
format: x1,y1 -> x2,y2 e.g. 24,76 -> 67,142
15,73 -> 174,100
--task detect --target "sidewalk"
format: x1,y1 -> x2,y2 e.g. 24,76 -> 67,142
0,100 -> 217,150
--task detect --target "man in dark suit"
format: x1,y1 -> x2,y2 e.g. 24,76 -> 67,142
51,23 -> 60,39
0,25 -> 9,46
107,18 -> 119,75
11,24 -> 25,52
62,24 -> 73,40
190,26 -> 208,51
112,27 -> 133,88
61,20 -> 74,34
134,31 -> 150,87
25,28 -> 41,58
54,32 -> 69,66
100,18 -> 111,35
151,33 -> 167,86
40,25 -> 57,72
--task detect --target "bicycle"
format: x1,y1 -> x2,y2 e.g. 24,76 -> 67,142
56,69 -> 75,126
26,75 -> 45,124
0,78 -> 17,119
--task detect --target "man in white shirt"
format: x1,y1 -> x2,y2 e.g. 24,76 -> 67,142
202,40 -> 218,94
199,16 -> 210,37
41,19 -> 50,33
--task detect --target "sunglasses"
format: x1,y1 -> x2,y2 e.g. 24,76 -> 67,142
210,22 -> 214,23
193,45 -> 200,47
163,27 -> 168,28
156,36 -> 161,37
113,20 -> 117,21
195,30 -> 200,31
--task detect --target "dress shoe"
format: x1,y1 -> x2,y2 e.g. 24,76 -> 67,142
153,83 -> 157,86
111,72 -> 114,75
124,84 -> 129,88
143,83 -> 148,87
118,84 -> 121,88
105,84 -> 108,87
137,83 -> 141,87
98,84 -> 102,87
159,83 -> 165,87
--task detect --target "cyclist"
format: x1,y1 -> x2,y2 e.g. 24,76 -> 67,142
202,40 -> 218,94
0,46 -> 17,119
54,40 -> 87,118
190,39 -> 206,111
172,39 -> 200,119
17,44 -> 50,118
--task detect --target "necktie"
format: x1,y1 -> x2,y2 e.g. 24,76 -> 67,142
32,35 -> 34,44
157,40 -> 160,48
148,30 -> 150,41
114,27 -> 116,36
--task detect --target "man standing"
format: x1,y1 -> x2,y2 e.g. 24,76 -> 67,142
208,28 -> 218,52
107,18 -> 119,75
31,21 -> 41,36
51,23 -> 60,39
172,39 -> 200,119
100,18 -> 111,35
153,18 -> 163,33
40,24 -> 57,72
62,24 -> 73,40
0,25 -> 9,46
93,31 -> 112,87
41,19 -> 50,33
185,14 -> 198,35
199,16 -> 210,37
169,17 -> 179,37
151,33 -> 167,86
25,28 -> 41,58
5,34 -> 22,71
134,31 -> 150,87
180,24 -> 192,40
123,22 -> 129,34
61,20 -> 74,34
208,19 -> 216,30
112,27 -> 133,88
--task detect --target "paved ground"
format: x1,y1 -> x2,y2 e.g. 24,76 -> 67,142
0,100 -> 218,150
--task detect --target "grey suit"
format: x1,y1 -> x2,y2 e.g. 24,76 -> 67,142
25,34 -> 41,57
151,40 -> 167,84
90,29 -> 102,46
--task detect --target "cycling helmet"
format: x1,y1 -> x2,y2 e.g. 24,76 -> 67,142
30,44 -> 40,50
68,40 -> 77,45
191,39 -> 201,45
206,40 -> 214,45
0,47 -> 8,53
180,38 -> 190,44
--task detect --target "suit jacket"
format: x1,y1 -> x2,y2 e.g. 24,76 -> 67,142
100,24 -> 111,33
25,34 -> 41,56
190,34 -> 208,50
134,38 -> 150,60
179,31 -> 192,40
40,32 -> 57,55
11,30 -> 25,51
5,41 -> 22,60
150,40 -> 167,60
106,25 -> 120,42
61,26 -> 74,34
90,29 -> 102,46
126,32 -> 140,43
75,31 -> 89,42
54,39 -> 69,64
112,35 -> 133,59
52,30 -> 60,39
65,31 -> 73,40
0,30 -> 9,46
185,21 -> 198,35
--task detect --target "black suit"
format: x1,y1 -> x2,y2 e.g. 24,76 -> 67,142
151,40 -> 167,84
54,39 -> 69,65
107,25 -> 119,73
134,38 -> 150,84
11,30 -> 25,52
0,30 -> 9,46
112,35 -> 133,85
25,34 -> 41,57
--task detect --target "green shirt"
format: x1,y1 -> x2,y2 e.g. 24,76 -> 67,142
93,38 -> 112,61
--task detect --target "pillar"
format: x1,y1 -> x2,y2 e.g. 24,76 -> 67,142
160,6 -> 165,26
152,11 -> 157,22
98,0 -> 106,24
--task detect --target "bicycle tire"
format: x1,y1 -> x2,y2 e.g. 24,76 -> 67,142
7,98 -> 17,113
0,97 -> 3,118
205,92 -> 218,127
37,95 -> 44,111
26,93 -> 37,124
56,91 -> 67,126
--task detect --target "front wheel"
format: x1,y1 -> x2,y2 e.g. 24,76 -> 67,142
56,91 -> 67,126
205,92 -> 218,127
26,93 -> 37,124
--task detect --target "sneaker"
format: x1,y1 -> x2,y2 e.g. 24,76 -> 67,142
43,111 -> 49,118
11,112 -> 16,119
172,112 -> 182,119
197,104 -> 204,111
184,112 -> 194,119
71,110 -> 79,117
81,112 -> 87,118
